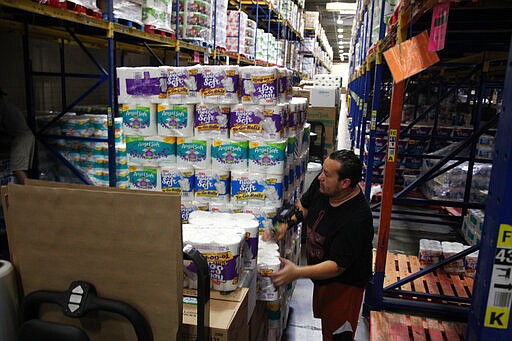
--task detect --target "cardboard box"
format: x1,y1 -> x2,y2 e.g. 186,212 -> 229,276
182,288 -> 249,341
292,88 -> 310,102
309,86 -> 340,107
3,182 -> 183,341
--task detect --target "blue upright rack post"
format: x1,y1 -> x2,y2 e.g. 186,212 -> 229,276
364,0 -> 386,201
106,0 -> 117,187
466,36 -> 512,340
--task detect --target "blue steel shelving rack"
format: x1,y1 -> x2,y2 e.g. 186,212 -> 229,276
349,0 -> 512,336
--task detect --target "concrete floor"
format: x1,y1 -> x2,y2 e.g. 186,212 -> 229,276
281,100 -> 464,340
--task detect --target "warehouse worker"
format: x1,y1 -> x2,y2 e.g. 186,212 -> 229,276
0,88 -> 35,184
264,149 -> 374,341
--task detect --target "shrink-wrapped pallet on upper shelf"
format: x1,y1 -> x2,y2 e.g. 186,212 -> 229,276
226,10 -> 248,54
142,0 -> 173,33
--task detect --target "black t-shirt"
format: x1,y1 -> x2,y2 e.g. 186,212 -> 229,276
301,178 -> 374,287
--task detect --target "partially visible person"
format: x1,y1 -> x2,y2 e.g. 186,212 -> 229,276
264,150 -> 374,341
0,88 -> 35,184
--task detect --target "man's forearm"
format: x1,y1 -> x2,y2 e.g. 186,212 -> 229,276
297,260 -> 344,280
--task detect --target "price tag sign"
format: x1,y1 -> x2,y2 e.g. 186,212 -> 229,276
193,51 -> 200,63
485,224 -> 512,329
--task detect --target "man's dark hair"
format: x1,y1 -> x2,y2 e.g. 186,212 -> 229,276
328,149 -> 362,188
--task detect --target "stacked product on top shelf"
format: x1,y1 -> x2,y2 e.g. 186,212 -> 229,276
142,0 -> 174,34
244,19 -> 256,58
171,0 -> 213,45
108,0 -> 143,27
226,10 -> 248,55
213,0 -> 228,50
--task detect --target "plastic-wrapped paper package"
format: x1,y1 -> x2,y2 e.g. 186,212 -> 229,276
231,171 -> 267,206
279,68 -> 293,103
120,102 -> 158,136
187,211 -> 260,269
126,135 -> 176,166
211,139 -> 248,171
199,65 -> 239,104
183,227 -> 245,291
142,0 -> 173,33
465,249 -> 479,278
248,139 -> 287,174
176,137 -> 211,169
244,206 -> 278,235
128,165 -> 161,191
156,103 -> 194,137
112,0 -> 143,25
418,239 -> 442,269
230,104 -> 286,141
160,165 -> 195,198
241,66 -> 279,105
158,66 -> 201,104
194,169 -> 230,203
117,67 -> 165,103
213,0 -> 228,49
194,104 -> 230,138
441,241 -> 466,274
256,251 -> 281,301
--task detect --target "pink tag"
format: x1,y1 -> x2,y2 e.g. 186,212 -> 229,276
429,3 -> 450,51
194,51 -> 200,63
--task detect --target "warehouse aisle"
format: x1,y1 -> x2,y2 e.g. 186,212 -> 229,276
281,100 -> 464,340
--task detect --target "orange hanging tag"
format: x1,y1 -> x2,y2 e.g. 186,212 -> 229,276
383,31 -> 440,83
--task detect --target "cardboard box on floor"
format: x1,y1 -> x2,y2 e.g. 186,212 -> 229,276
307,106 -> 340,156
183,287 -> 249,341
2,181 -> 183,341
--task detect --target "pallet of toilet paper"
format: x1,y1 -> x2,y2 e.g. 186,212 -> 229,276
418,239 -> 479,277
115,65 -> 310,205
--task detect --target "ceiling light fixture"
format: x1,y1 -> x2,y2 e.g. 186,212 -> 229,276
326,2 -> 357,14
337,28 -> 344,33
338,34 -> 344,38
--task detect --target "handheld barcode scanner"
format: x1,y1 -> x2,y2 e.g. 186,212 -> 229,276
276,204 -> 304,229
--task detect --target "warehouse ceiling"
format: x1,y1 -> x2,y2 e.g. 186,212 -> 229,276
305,0 -> 356,63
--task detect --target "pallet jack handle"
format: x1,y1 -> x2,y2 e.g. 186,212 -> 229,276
183,244 -> 210,341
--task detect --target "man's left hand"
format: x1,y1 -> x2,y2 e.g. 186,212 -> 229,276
270,257 -> 299,287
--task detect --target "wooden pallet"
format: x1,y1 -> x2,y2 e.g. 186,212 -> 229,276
370,311 -> 466,341
380,252 -> 474,304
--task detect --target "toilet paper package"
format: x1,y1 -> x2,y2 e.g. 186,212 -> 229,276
442,241 -> 466,274
156,103 -> 194,137
465,250 -> 479,278
248,139 -> 287,174
117,67 -> 165,103
199,65 -> 240,104
263,173 -> 284,207
183,227 -> 245,291
234,217 -> 259,269
244,205 -> 278,235
126,136 -> 176,165
128,166 -> 161,191
278,68 -> 293,103
181,200 -> 202,223
188,211 -> 260,270
160,166 -> 195,198
257,254 -> 281,301
418,239 -> 442,269
176,137 -> 211,169
120,102 -> 157,136
230,104 -> 285,141
194,169 -> 230,202
231,171 -> 266,205
159,66 -> 201,104
241,66 -> 279,105
194,104 -> 230,138
211,139 -> 248,171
